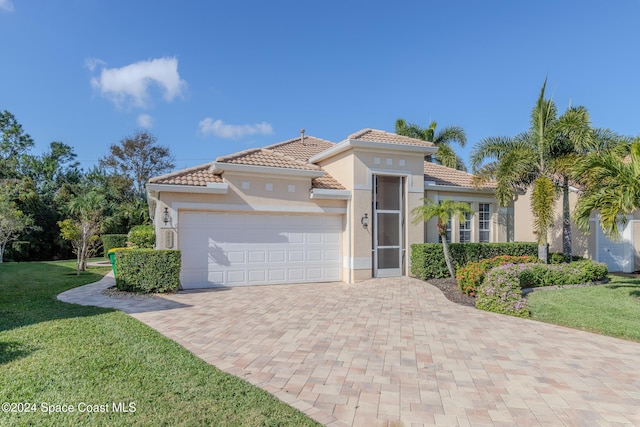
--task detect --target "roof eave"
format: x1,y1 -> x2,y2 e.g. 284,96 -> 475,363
212,162 -> 324,178
309,189 -> 352,200
423,182 -> 496,194
146,182 -> 229,194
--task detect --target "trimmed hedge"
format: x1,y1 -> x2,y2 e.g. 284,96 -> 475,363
518,260 -> 608,288
456,255 -> 538,295
128,225 -> 155,249
101,234 -> 128,258
477,260 -> 609,318
115,249 -> 181,293
410,242 -> 538,279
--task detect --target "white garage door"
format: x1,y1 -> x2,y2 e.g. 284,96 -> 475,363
597,220 -> 634,273
179,211 -> 343,288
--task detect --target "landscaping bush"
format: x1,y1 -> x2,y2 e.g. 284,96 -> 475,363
518,260 -> 608,288
128,225 -> 155,249
101,234 -> 128,258
476,264 -> 530,318
410,242 -> 538,279
115,249 -> 181,293
548,252 -> 585,264
477,260 -> 608,318
456,255 -> 538,295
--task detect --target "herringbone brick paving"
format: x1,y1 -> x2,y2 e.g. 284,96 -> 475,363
60,273 -> 640,426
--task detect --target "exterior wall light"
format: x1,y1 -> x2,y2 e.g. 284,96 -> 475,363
163,207 -> 171,226
361,213 -> 369,229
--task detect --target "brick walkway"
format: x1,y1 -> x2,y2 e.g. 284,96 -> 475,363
59,274 -> 640,426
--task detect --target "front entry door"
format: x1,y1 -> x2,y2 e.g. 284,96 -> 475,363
373,175 -> 404,277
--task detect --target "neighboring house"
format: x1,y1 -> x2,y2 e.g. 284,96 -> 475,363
513,187 -> 640,273
147,129 -> 510,289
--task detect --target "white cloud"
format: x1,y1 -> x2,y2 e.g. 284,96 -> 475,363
0,0 -> 14,12
90,57 -> 186,108
84,57 -> 106,72
199,118 -> 274,139
137,114 -> 154,128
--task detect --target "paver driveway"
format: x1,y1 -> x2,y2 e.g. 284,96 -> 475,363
59,275 -> 640,427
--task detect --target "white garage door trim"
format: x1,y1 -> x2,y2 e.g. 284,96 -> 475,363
595,216 -> 634,273
179,211 -> 343,288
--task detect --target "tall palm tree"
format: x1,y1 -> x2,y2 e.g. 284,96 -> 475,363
573,139 -> 640,239
395,119 -> 467,170
547,106 -> 594,257
412,198 -> 473,278
471,79 -> 558,263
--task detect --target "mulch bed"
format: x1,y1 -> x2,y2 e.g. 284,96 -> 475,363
426,277 -> 477,307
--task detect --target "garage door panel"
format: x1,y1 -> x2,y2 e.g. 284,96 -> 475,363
180,212 -> 343,288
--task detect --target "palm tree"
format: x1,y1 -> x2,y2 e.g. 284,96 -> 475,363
546,106 -> 594,257
471,79 -> 558,263
412,198 -> 473,278
573,139 -> 640,239
395,119 -> 467,170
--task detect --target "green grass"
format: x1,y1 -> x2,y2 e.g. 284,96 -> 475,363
0,260 -> 320,427
528,274 -> 640,342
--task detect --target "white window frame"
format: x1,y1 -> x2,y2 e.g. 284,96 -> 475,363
479,203 -> 491,243
459,210 -> 472,243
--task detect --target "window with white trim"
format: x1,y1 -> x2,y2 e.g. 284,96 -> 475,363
459,210 -> 472,243
479,203 -> 491,242
438,218 -> 452,243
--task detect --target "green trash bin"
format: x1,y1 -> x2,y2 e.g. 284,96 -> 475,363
108,251 -> 117,276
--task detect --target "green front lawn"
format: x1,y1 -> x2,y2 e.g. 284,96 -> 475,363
0,260 -> 320,427
528,274 -> 640,342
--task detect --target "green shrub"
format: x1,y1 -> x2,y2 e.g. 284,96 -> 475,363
128,225 -> 155,249
477,260 -> 608,318
101,234 -> 128,258
518,260 -> 608,288
410,242 -> 538,279
476,264 -> 530,318
456,255 -> 538,295
115,249 -> 181,293
548,252 -> 585,264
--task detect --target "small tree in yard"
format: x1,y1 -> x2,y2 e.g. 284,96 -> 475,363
58,191 -> 108,274
0,192 -> 33,263
412,198 -> 474,278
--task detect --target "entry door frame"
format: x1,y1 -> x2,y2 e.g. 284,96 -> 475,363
372,174 -> 406,278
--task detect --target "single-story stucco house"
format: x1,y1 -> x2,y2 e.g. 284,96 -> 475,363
146,129 -> 509,289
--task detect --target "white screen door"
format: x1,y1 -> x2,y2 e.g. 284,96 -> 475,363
373,175 -> 404,277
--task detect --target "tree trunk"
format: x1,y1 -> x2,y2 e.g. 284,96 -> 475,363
0,241 -> 5,263
538,243 -> 548,264
441,237 -> 456,279
562,177 -> 572,259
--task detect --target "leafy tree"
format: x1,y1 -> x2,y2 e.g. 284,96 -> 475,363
1,110 -> 34,179
395,118 -> 467,170
411,198 -> 473,278
99,130 -> 175,195
58,190 -> 110,274
0,190 -> 33,263
573,139 -> 640,239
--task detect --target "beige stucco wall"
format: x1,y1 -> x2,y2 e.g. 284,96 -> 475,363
153,173 -> 347,256
513,186 -> 640,270
319,147 -> 426,282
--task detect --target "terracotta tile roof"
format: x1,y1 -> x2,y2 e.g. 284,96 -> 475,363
265,136 -> 335,162
149,163 -> 222,187
312,173 -> 346,190
349,128 -> 435,147
217,147 -> 321,170
424,162 -> 496,189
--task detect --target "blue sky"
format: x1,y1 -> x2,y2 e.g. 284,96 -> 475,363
1,1 -> 639,172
